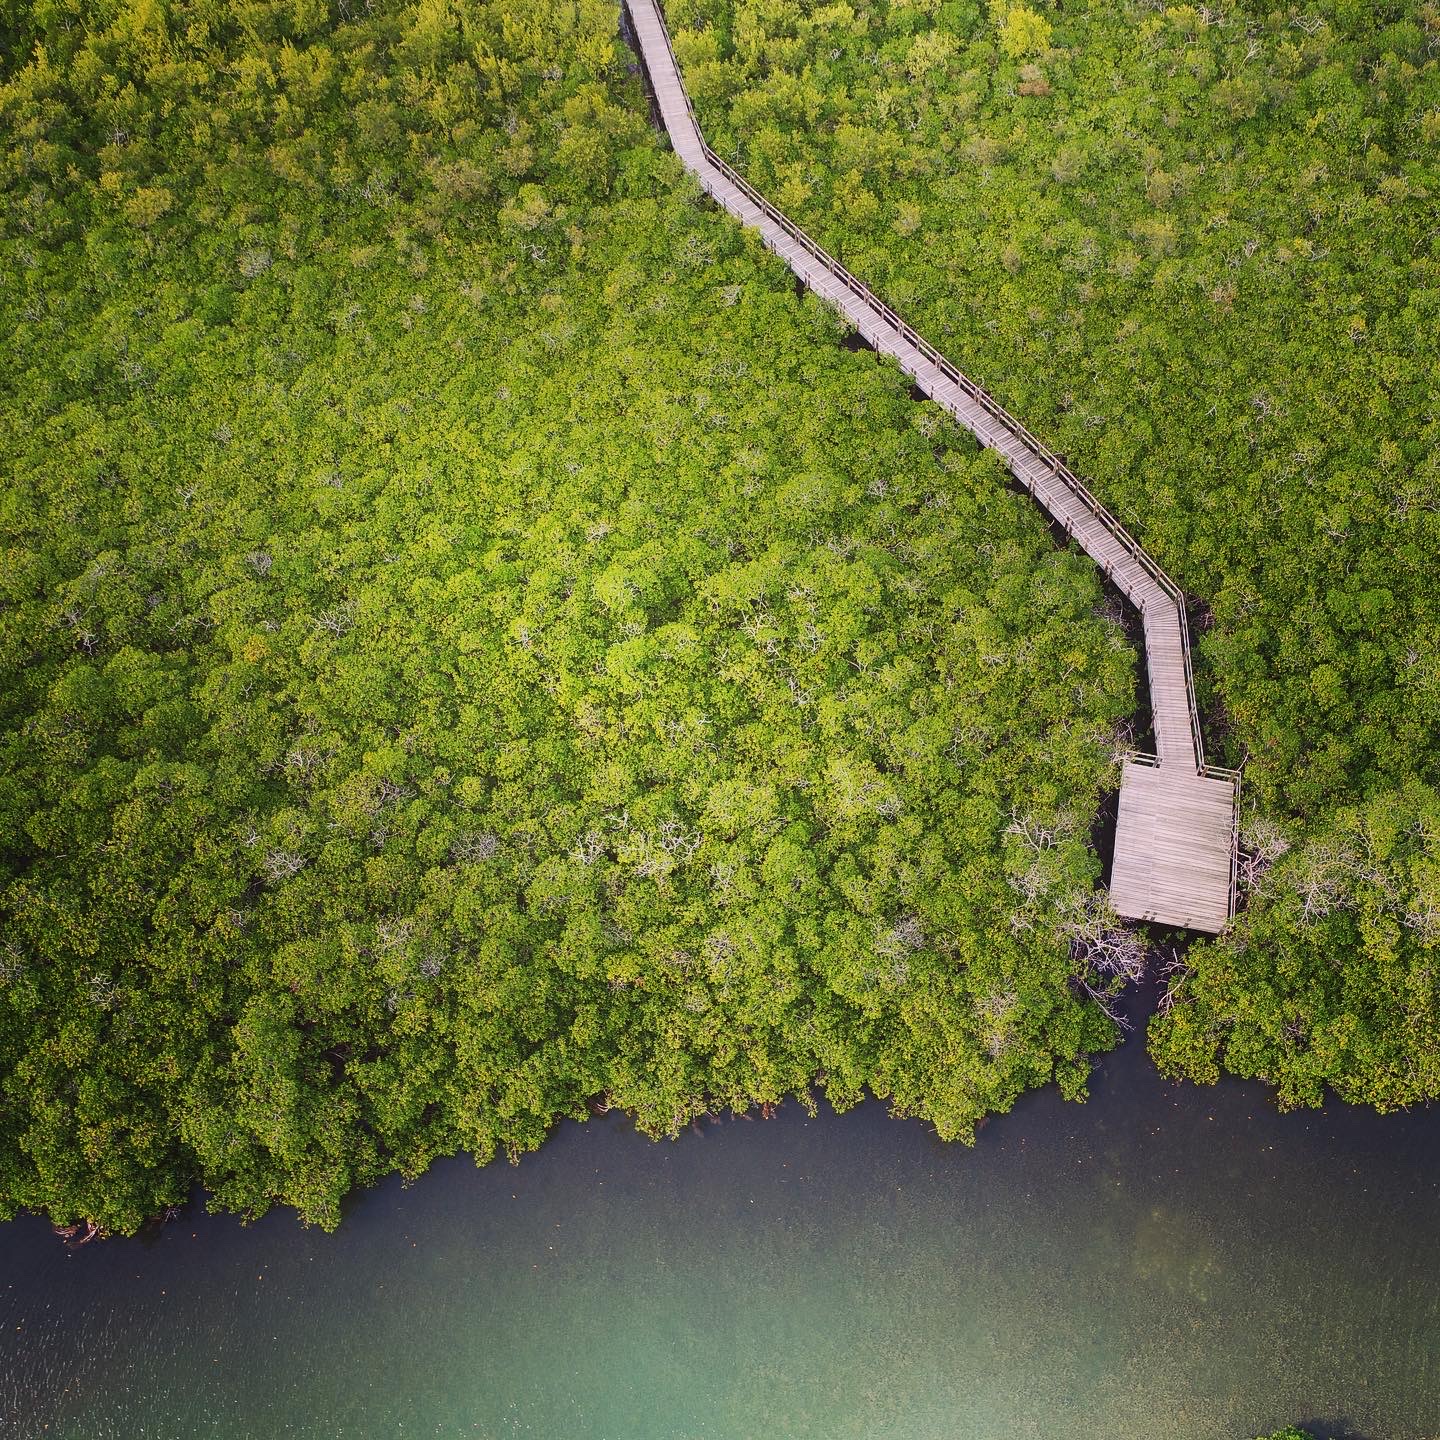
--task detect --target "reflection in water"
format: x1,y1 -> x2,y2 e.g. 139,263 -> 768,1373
2,1026 -> 1438,1439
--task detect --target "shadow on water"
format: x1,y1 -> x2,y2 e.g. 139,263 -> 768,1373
1092,780 -> 1121,889
1301,1421 -> 1376,1440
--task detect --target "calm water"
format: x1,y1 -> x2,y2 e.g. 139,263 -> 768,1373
2,1023 -> 1438,1440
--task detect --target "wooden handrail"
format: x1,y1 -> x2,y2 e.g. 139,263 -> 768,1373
627,0 -> 1239,787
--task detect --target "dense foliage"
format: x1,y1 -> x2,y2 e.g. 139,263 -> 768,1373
674,0 -> 1440,1108
0,0 -> 1138,1231
2,0 -> 1435,1234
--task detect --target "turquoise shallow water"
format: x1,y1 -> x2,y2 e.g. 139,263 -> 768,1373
2,1026 -> 1438,1439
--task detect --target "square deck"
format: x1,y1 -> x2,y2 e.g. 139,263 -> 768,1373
1110,762 -> 1237,933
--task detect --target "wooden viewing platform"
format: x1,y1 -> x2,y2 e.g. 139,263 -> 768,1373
624,0 -> 1240,933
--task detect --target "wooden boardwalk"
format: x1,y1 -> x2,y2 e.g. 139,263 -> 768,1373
624,0 -> 1240,933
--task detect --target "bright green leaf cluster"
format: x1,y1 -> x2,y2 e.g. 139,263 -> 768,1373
0,0 -> 1134,1231
681,0 -> 1440,1121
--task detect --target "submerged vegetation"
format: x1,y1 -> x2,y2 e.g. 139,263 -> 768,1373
0,0 -> 1435,1232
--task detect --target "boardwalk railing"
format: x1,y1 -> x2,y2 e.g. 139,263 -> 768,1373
627,0 -> 1240,789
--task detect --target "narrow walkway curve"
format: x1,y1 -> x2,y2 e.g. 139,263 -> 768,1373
623,0 -> 1240,932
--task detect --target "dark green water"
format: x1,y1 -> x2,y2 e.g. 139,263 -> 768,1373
3,1024 -> 1438,1440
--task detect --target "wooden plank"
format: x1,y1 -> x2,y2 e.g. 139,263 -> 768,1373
1111,764 -> 1235,931
626,0 -> 1238,930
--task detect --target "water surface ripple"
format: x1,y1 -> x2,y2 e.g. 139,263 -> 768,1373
3,1032 -> 1437,1439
